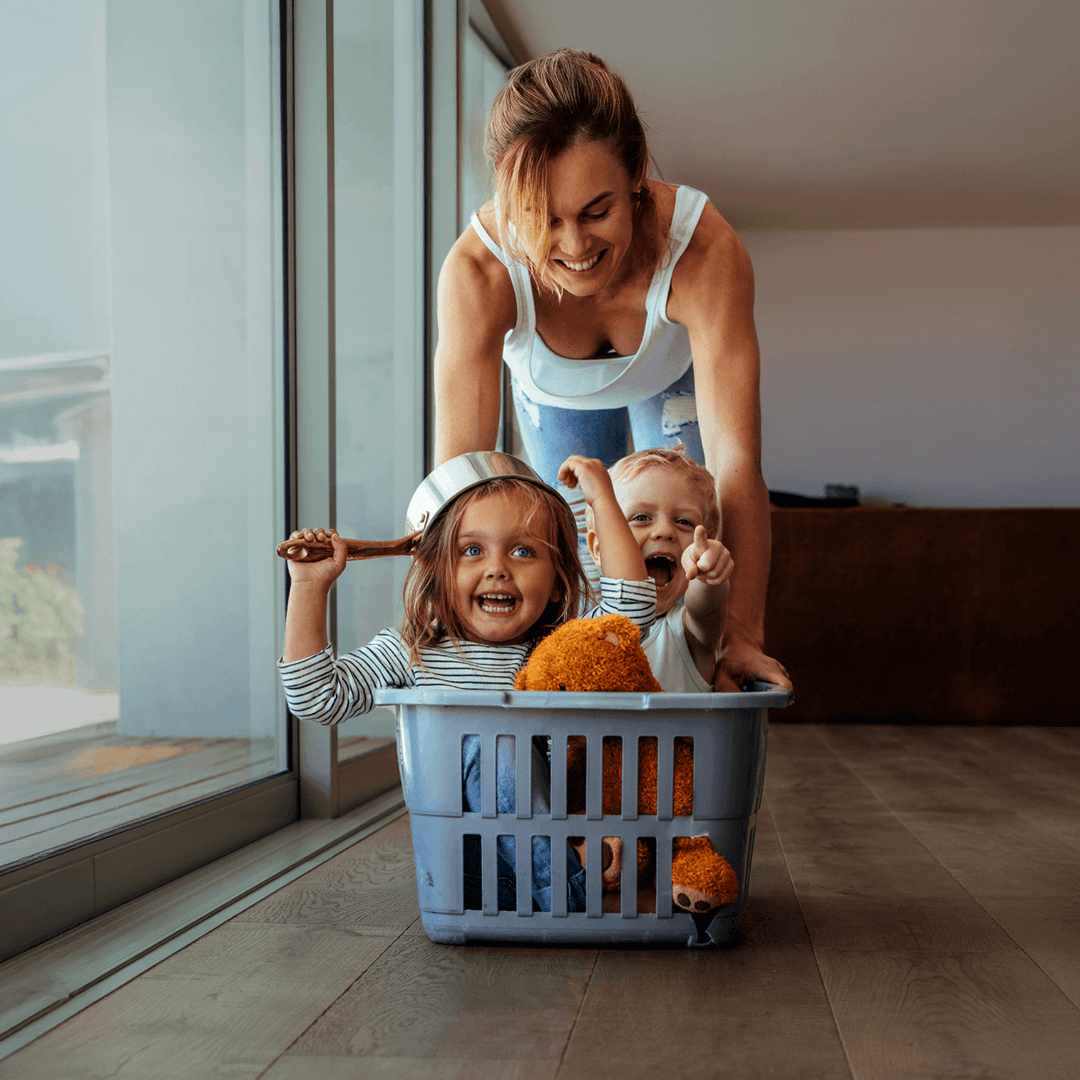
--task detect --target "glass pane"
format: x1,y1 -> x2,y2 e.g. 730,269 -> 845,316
460,23 -> 509,232
331,0 -> 414,762
0,0 -> 287,870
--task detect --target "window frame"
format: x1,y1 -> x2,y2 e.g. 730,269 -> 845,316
292,0 -> 427,816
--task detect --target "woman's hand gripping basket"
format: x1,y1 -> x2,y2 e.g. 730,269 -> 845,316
375,615 -> 791,947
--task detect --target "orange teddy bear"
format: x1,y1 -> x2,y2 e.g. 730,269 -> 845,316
515,613 -> 740,922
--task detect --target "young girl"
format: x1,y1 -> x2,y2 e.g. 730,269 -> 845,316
279,454 -> 655,912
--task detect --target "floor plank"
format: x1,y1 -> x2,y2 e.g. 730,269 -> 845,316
0,791 -> 405,1039
283,921 -> 598,1062
819,724 -> 1080,1009
231,814 -> 421,932
767,723 -> 1080,1080
0,756 -> 275,859
556,802 -> 852,1080
264,1057 -> 559,1079
0,922 -> 402,1080
811,947 -> 1080,1080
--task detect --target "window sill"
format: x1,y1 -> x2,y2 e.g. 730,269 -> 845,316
0,785 -> 405,1061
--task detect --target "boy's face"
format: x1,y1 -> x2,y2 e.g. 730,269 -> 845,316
588,466 -> 708,616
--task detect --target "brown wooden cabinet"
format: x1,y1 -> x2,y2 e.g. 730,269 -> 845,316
765,507 -> 1080,723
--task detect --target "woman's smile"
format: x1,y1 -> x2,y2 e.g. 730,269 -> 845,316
554,250 -> 606,273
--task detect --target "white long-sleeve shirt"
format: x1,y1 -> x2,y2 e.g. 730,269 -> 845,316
279,577 -> 656,726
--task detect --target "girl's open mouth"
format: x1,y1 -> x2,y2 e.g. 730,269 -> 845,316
478,594 -> 517,615
555,249 -> 605,273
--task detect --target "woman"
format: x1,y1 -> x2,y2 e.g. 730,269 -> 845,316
434,48 -> 790,693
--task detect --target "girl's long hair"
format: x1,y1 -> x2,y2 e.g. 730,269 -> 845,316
400,477 -> 589,667
486,48 -> 666,296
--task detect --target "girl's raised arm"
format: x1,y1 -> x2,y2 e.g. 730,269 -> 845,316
281,528 -> 347,663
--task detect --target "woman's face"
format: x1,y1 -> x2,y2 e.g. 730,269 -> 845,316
543,140 -> 636,297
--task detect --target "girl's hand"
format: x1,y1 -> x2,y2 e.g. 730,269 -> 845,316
683,526 -> 734,586
283,528 -> 347,589
557,455 -> 616,507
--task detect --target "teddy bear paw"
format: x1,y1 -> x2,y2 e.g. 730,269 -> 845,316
569,837 -> 624,891
670,837 -> 739,911
673,883 -> 723,913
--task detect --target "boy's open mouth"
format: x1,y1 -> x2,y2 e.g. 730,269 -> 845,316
478,593 -> 517,615
645,554 -> 676,588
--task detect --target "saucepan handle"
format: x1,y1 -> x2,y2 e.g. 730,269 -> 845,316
276,530 -> 422,562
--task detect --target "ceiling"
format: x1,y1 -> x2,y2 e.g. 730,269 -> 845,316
481,0 -> 1080,231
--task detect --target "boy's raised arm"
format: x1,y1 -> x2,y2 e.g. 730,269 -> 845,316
557,456 -> 648,583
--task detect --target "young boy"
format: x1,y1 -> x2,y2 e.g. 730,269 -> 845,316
586,446 -> 732,691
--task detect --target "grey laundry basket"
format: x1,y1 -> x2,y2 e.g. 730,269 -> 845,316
375,684 -> 791,947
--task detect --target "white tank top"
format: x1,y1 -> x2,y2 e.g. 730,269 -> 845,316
641,604 -> 714,693
469,186 -> 710,410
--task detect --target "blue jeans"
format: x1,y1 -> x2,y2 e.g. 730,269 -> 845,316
462,735 -> 587,912
510,366 -> 705,484
511,367 -> 705,585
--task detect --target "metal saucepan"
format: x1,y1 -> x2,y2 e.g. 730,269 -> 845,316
277,451 -> 573,563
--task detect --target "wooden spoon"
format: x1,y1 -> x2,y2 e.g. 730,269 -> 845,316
276,529 -> 422,563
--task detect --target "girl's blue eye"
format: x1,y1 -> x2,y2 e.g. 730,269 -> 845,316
462,544 -> 482,557
512,545 -> 534,558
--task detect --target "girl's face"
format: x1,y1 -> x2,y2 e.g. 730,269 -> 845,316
543,140 -> 636,297
452,489 -> 561,646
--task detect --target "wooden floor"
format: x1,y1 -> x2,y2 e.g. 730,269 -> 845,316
4,722 -> 1080,1080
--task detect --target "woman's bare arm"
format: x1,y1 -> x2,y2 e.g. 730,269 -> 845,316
433,216 -> 517,465
667,202 -> 792,692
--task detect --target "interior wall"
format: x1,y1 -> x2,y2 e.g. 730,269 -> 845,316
744,225 -> 1079,507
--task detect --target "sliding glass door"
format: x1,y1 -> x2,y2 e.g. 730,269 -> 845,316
0,0 -> 292,959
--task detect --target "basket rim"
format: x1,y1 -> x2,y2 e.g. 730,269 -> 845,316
374,684 -> 792,711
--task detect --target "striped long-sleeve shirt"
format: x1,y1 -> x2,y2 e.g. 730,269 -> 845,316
279,577 -> 656,726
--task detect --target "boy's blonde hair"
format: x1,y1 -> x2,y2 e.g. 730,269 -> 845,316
588,445 -> 721,539
400,477 -> 590,666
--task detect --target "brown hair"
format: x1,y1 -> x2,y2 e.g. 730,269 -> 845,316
486,48 -> 665,295
588,444 -> 721,539
400,478 -> 589,665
